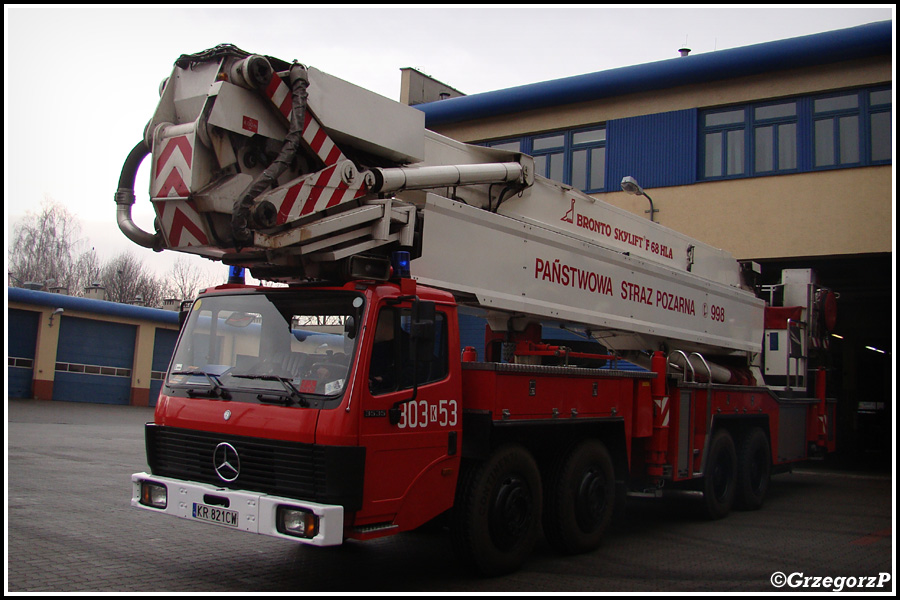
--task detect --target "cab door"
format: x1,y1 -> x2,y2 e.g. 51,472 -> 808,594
356,301 -> 462,531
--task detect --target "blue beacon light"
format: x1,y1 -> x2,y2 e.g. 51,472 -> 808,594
391,251 -> 411,279
227,266 -> 246,284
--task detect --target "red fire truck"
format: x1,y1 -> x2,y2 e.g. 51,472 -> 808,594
127,45 -> 836,575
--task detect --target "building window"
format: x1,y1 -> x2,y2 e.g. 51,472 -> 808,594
753,102 -> 797,173
701,85 -> 890,180
814,92 -> 860,167
485,140 -> 523,152
702,103 -> 798,178
481,125 -> 607,193
869,89 -> 892,163
571,128 -> 606,191
702,109 -> 746,178
532,133 -> 566,183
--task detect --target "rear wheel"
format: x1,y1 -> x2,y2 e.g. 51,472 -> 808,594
451,444 -> 542,576
701,429 -> 737,519
543,439 -> 616,554
735,428 -> 771,510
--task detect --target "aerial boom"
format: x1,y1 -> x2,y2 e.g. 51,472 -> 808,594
117,44 -> 831,382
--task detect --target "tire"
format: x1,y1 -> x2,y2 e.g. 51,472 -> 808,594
701,429 -> 737,520
735,428 -> 771,511
451,444 -> 542,576
543,439 -> 616,555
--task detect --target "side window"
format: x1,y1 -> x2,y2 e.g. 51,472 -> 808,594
532,133 -> 566,182
814,93 -> 861,167
571,128 -> 606,192
702,108 -> 746,178
485,139 -> 523,152
868,88 -> 892,163
753,102 -> 798,173
369,306 -> 448,395
479,126 -> 606,193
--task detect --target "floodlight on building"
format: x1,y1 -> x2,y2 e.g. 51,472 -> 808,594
620,176 -> 658,222
49,307 -> 64,327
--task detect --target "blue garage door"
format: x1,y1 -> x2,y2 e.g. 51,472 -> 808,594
8,308 -> 40,398
53,316 -> 136,404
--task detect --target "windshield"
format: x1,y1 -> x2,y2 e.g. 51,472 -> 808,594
167,290 -> 364,406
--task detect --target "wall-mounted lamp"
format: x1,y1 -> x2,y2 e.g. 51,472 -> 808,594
621,176 -> 658,222
49,307 -> 64,327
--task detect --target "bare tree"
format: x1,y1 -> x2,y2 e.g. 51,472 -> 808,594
165,257 -> 211,301
71,247 -> 103,296
8,200 -> 184,306
8,199 -> 84,291
100,251 -> 167,307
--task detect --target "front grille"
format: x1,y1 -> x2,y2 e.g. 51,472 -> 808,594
145,425 -> 364,511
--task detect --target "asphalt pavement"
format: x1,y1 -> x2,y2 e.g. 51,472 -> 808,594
6,398 -> 895,593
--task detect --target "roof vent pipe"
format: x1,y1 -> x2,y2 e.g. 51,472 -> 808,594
678,47 -> 691,57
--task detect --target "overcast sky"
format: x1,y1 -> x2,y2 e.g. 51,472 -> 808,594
4,5 -> 895,287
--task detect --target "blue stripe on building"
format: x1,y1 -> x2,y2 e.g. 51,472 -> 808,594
606,109 -> 698,190
415,21 -> 891,127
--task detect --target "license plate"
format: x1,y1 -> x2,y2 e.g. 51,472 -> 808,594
192,503 -> 239,527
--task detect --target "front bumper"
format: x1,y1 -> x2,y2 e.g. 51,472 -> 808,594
131,472 -> 344,546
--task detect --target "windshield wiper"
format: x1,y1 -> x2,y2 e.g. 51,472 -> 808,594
170,370 -> 231,399
230,374 -> 311,407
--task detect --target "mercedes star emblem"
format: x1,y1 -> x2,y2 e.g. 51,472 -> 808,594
213,442 -> 240,482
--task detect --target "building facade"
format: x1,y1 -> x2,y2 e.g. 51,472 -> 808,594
8,287 -> 181,406
413,21 -> 893,459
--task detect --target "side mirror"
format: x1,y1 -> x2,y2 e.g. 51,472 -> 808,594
178,300 -> 192,330
344,315 -> 358,340
390,298 -> 437,426
409,300 -> 436,362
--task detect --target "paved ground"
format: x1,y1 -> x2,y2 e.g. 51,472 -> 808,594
6,398 -> 895,593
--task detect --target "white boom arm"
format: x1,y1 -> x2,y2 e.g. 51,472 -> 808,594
116,44 -> 770,365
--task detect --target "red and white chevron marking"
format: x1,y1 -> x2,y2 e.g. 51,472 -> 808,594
654,396 -> 670,427
153,199 -> 210,248
260,73 -> 368,224
152,135 -> 193,198
151,134 -> 210,248
300,111 -> 344,166
265,73 -> 294,121
269,165 -> 368,226
263,73 -> 344,166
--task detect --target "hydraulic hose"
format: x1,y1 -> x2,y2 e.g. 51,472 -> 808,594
232,62 -> 309,246
115,140 -> 163,251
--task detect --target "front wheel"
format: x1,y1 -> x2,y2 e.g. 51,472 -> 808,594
451,444 -> 542,576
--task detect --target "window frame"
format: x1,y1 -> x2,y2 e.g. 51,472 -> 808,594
812,90 -> 863,169
481,124 -> 607,193
867,86 -> 892,166
700,85 -> 890,181
701,107 -> 748,179
751,100 -> 799,175
367,305 -> 449,396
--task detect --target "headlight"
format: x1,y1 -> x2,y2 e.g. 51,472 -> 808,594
276,506 -> 319,538
139,481 -> 167,508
